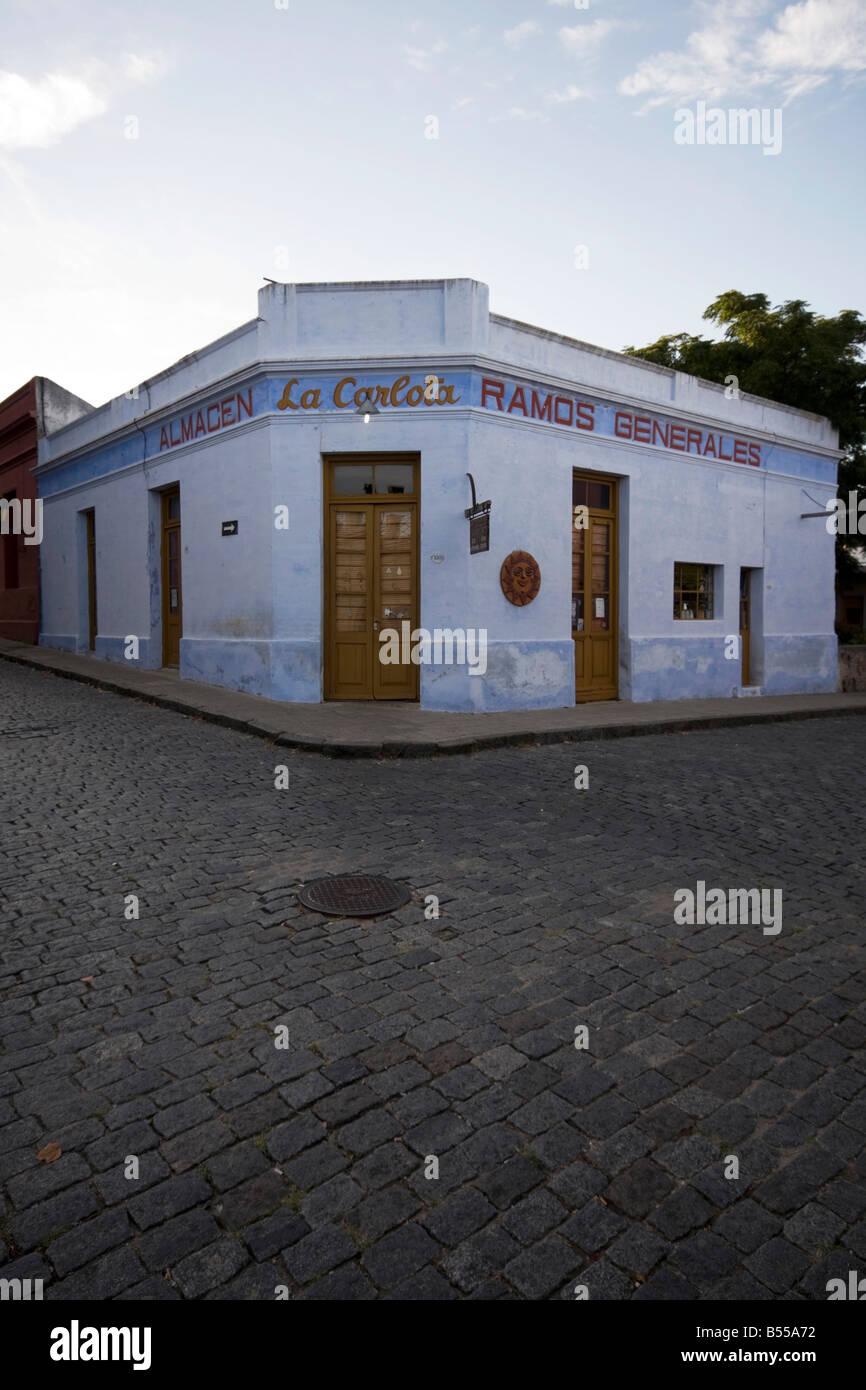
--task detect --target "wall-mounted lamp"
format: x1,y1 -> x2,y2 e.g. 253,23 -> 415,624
356,400 -> 380,426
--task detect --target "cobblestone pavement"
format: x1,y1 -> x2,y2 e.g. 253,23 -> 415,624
1,661 -> 864,1301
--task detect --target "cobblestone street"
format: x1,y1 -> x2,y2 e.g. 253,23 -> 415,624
1,660 -> 864,1301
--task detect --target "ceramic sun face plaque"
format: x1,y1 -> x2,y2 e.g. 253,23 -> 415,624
500,550 -> 541,606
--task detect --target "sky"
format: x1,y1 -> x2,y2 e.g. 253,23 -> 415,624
0,0 -> 864,408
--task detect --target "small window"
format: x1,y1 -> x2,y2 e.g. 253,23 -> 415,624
332,463 -> 415,496
573,478 -> 611,510
374,464 -> 414,495
588,482 -> 610,510
674,562 -> 715,620
333,464 -> 374,495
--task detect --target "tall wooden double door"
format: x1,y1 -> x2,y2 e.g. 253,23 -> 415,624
84,508 -> 97,650
161,488 -> 182,668
572,471 -> 618,702
325,456 -> 419,700
739,567 -> 752,687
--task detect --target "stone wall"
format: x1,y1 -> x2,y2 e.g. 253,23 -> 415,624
839,645 -> 866,691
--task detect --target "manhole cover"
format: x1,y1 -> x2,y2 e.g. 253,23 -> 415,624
297,874 -> 411,918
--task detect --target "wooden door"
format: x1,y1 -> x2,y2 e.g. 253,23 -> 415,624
739,568 -> 751,686
85,509 -> 97,650
373,504 -> 417,699
161,489 -> 182,667
329,503 -> 373,698
573,472 -> 618,702
325,457 -> 419,700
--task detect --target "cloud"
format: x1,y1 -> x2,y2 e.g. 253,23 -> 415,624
502,106 -> 549,121
403,41 -> 447,71
756,0 -> 866,80
620,0 -> 866,110
559,18 -> 621,57
452,96 -> 473,109
0,49 -> 172,151
504,20 -> 541,50
121,52 -> 172,85
0,72 -> 107,149
547,83 -> 590,102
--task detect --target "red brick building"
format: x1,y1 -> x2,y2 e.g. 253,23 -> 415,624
0,378 -> 92,644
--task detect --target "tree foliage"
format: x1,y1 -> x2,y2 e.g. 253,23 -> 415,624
624,293 -> 866,587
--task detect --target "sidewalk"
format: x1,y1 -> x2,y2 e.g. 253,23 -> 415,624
2,637 -> 864,757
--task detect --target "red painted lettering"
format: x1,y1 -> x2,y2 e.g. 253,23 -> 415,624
207,404 -> 220,432
236,389 -> 253,420
576,402 -> 594,431
507,386 -> 528,416
195,411 -> 207,438
686,429 -> 702,454
181,416 -> 194,442
652,420 -> 670,448
221,398 -> 235,428
717,437 -> 733,461
748,443 -> 761,467
481,378 -> 505,411
615,412 -> 633,439
159,427 -> 169,451
530,390 -> 552,422
170,421 -> 182,447
554,396 -> 573,426
703,434 -> 717,457
733,441 -> 748,464
634,416 -> 651,444
669,424 -> 686,451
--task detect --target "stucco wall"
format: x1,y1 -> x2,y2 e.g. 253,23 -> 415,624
35,279 -> 841,712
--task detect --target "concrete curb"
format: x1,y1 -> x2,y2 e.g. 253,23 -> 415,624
274,705 -> 866,757
2,641 -> 864,758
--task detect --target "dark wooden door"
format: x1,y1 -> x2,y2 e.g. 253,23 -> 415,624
739,568 -> 751,686
161,490 -> 182,667
85,509 -> 97,650
573,473 -> 618,702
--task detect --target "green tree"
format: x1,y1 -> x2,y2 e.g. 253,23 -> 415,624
624,292 -> 866,590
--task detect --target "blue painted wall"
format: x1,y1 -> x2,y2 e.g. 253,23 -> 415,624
36,279 -> 840,711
